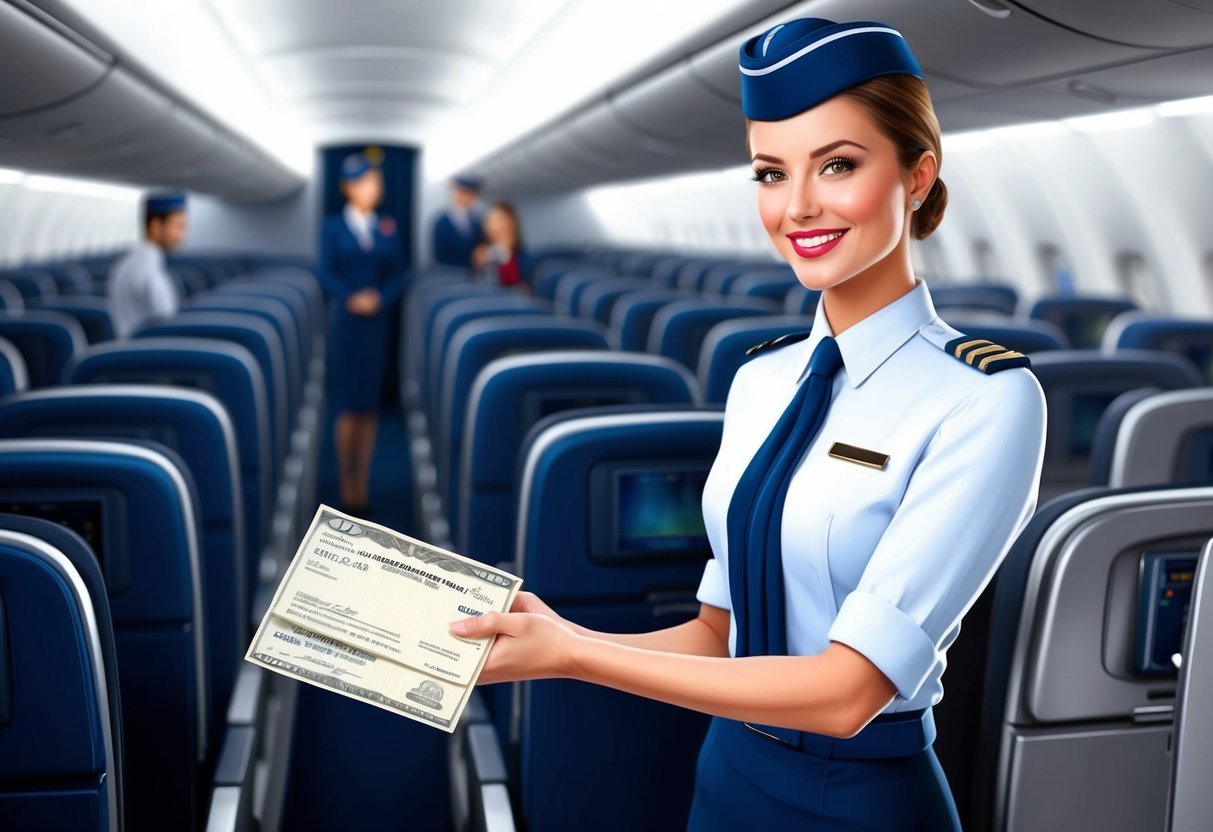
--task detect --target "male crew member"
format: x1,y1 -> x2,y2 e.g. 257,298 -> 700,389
431,175 -> 483,268
108,191 -> 188,338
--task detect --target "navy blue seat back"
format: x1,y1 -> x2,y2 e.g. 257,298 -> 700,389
1028,296 -> 1137,349
0,516 -> 122,832
700,260 -> 780,295
577,277 -> 647,324
609,289 -> 691,351
67,337 -> 272,586
217,283 -> 316,373
929,283 -> 1019,316
646,298 -> 778,370
404,279 -> 493,402
188,295 -> 303,418
459,353 -> 699,562
697,316 -> 812,404
1028,350 -> 1203,500
550,268 -> 613,314
426,295 -> 550,424
0,279 -> 24,312
245,267 -> 327,340
0,336 -> 28,397
939,315 -> 1069,354
136,312 -> 288,476
438,319 -> 610,522
1105,314 -> 1213,384
0,440 -> 209,832
511,410 -> 723,831
170,264 -> 210,298
0,310 -> 87,388
726,268 -> 797,301
0,386 -> 247,721
34,298 -> 115,343
0,270 -> 58,301
784,285 -> 821,316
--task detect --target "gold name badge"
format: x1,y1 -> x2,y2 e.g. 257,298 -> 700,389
828,441 -> 890,470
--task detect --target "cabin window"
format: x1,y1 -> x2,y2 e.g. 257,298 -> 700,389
1038,244 -> 1073,294
1114,251 -> 1162,312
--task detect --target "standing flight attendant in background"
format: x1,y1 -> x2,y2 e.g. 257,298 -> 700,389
431,175 -> 484,268
318,153 -> 405,512
452,17 -> 1048,830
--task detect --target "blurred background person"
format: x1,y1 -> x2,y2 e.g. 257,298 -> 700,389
472,200 -> 531,290
431,174 -> 484,268
318,152 -> 405,512
107,190 -> 187,338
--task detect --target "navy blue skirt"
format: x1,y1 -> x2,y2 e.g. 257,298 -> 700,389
686,712 -> 961,831
329,306 -> 388,414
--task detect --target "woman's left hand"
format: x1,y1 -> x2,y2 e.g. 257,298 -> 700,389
450,611 -> 580,685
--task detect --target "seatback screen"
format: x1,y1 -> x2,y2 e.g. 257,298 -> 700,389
609,466 -> 711,561
1,498 -> 105,562
1134,549 -> 1198,676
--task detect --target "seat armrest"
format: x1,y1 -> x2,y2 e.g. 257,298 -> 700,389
466,723 -> 508,785
475,783 -> 516,832
205,725 -> 257,832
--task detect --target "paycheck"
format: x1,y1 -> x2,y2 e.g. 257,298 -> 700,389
245,505 -> 521,732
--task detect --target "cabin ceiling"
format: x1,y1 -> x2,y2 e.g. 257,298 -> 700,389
4,0 -> 1213,201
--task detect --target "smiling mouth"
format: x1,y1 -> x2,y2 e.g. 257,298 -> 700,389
787,229 -> 848,258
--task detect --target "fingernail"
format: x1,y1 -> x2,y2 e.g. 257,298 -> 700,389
450,619 -> 471,635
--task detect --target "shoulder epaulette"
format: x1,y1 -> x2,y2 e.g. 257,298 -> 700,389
942,334 -> 1031,374
745,330 -> 811,357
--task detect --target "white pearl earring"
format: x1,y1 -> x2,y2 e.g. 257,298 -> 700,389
910,198 -> 922,210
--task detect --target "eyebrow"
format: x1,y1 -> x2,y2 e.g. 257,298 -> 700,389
750,139 -> 869,166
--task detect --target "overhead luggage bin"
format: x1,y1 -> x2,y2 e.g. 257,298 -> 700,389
0,1 -> 110,118
1013,0 -> 1213,50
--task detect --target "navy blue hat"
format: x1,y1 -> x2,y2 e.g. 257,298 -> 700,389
453,174 -> 483,191
739,19 -> 922,121
144,191 -> 187,214
340,153 -> 376,182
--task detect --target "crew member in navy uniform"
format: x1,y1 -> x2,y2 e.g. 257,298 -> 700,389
453,18 -> 1047,830
107,190 -> 187,338
318,152 -> 405,512
431,174 -> 484,268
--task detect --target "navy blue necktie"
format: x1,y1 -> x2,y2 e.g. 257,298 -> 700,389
726,335 -> 844,657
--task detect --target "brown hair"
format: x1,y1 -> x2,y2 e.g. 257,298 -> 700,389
744,74 -> 947,240
488,200 -> 524,251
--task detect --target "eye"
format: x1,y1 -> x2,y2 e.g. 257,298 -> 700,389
750,166 -> 786,184
819,156 -> 857,177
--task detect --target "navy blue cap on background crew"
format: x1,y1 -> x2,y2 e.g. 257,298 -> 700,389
340,152 -> 374,182
453,174 -> 483,191
144,191 -> 187,214
738,19 -> 922,121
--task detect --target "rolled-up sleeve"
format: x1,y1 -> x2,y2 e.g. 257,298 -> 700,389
696,558 -> 732,609
827,368 -> 1047,701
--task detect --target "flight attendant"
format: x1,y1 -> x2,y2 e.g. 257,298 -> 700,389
431,175 -> 484,268
452,17 -> 1047,830
471,200 -> 531,289
318,153 -> 405,511
107,191 -> 187,338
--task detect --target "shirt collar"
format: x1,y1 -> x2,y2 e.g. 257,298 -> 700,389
798,276 -> 938,388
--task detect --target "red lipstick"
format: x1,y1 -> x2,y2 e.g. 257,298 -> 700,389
787,228 -> 848,259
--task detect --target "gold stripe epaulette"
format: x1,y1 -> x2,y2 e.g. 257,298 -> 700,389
943,335 -> 1032,373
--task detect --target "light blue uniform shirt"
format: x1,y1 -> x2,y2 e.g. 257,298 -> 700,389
697,276 -> 1047,712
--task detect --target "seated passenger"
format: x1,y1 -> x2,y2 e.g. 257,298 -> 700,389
107,191 -> 187,338
472,200 -> 531,290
